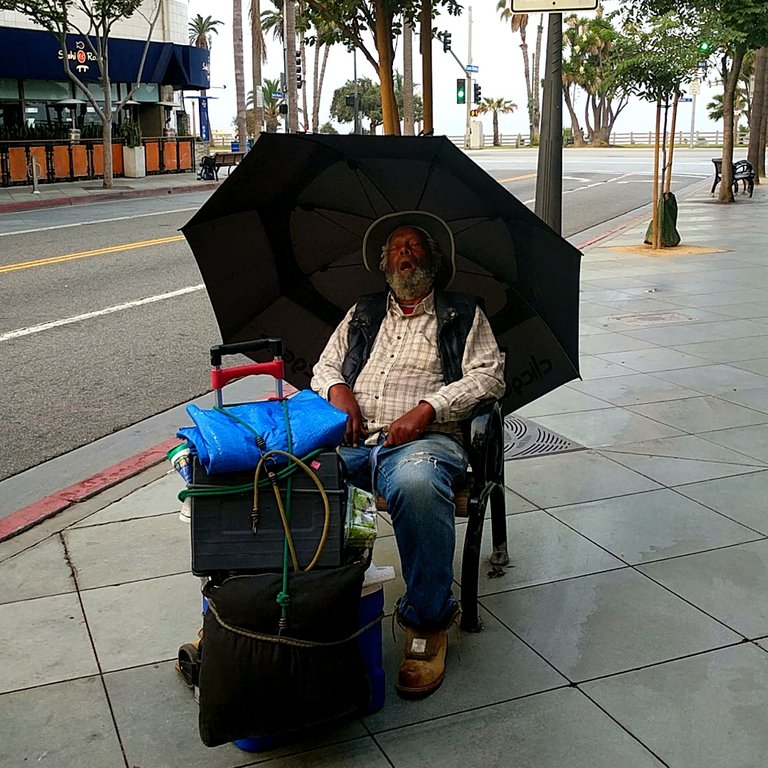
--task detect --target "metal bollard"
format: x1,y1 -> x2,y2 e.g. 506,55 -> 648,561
28,157 -> 42,194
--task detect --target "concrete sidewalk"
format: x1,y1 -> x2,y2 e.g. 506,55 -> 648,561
2,186 -> 768,767
0,170 -> 219,214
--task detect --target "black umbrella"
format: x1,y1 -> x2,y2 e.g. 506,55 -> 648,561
182,133 -> 581,414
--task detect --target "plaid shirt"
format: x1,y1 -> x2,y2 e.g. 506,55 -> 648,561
311,292 -> 506,445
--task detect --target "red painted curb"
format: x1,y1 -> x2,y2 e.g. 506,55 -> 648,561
0,181 -> 218,214
0,438 -> 179,542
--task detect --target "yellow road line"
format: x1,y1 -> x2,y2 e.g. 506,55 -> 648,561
0,234 -> 185,274
497,173 -> 537,183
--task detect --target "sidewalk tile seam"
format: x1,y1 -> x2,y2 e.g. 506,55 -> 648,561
537,504 -> 767,568
364,681 -> 573,737
575,639 -> 751,689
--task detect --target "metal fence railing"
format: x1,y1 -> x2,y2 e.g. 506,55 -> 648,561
0,136 -> 196,187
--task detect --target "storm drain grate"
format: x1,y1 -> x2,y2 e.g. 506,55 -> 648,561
503,414 -> 583,460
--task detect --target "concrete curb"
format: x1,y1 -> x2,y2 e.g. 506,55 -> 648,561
0,181 -> 218,214
0,438 -> 178,542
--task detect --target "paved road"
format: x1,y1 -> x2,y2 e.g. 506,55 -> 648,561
0,149 -> 713,482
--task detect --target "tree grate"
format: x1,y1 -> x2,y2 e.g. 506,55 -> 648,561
503,414 -> 583,460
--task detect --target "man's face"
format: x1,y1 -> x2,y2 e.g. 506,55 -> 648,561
382,226 -> 437,301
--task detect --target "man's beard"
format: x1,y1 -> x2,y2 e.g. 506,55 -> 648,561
385,263 -> 437,302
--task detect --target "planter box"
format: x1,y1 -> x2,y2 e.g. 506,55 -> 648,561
123,145 -> 146,178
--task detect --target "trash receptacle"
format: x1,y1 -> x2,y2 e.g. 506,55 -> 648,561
230,141 -> 240,152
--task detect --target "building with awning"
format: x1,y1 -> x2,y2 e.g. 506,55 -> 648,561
0,2 -> 209,140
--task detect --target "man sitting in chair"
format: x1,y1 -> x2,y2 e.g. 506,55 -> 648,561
311,212 -> 505,699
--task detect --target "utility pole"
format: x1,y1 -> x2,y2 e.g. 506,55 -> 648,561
465,7 -> 473,149
534,12 -> 563,233
421,0 -> 434,134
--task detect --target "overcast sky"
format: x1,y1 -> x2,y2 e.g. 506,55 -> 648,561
186,0 -> 724,138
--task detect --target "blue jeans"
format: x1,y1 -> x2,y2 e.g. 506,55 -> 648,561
340,432 -> 468,631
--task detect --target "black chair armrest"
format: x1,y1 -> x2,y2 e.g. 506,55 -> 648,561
462,399 -> 504,487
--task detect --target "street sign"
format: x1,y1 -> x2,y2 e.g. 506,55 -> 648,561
679,97 -> 693,102
690,80 -> 701,96
512,0 -> 597,11
466,64 -> 479,73
272,92 -> 284,99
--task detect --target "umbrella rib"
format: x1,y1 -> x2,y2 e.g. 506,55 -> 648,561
306,208 -> 374,236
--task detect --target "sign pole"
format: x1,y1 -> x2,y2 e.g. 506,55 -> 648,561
534,12 -> 563,234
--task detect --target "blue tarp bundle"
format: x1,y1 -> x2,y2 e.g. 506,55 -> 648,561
178,390 -> 347,475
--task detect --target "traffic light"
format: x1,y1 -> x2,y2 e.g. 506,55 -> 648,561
456,78 -> 466,104
473,82 -> 482,103
295,52 -> 302,89
442,32 -> 452,52
698,39 -> 713,54
470,109 -> 479,118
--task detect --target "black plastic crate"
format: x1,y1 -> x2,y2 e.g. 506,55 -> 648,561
190,451 -> 346,575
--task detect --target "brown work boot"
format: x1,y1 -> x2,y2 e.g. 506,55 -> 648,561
396,622 -> 450,699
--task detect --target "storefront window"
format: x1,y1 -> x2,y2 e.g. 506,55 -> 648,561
131,83 -> 159,102
22,80 -> 71,101
78,82 -> 119,102
0,79 -> 20,99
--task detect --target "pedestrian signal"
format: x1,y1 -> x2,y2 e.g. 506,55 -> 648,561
470,109 -> 479,118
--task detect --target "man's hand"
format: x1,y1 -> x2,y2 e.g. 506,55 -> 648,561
329,384 -> 368,447
384,401 -> 435,446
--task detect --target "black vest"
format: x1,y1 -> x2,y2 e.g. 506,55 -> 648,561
341,291 -> 479,390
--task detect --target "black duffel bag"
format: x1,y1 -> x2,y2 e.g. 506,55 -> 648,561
198,561 -> 373,747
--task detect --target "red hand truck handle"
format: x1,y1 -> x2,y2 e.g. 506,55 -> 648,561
209,338 -> 282,367
211,361 -> 285,391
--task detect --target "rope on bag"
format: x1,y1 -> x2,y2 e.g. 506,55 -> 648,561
251,400 -> 332,631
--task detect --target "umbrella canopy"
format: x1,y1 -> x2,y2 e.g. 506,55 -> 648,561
182,133 -> 581,414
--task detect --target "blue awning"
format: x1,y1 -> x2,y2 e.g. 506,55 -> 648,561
0,28 -> 210,89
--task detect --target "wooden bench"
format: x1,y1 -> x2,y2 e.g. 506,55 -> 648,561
711,157 -> 755,197
209,151 -> 245,179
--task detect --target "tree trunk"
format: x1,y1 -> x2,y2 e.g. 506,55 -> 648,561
531,15 -> 544,145
102,103 -> 114,189
563,85 -> 585,146
374,0 -> 400,134
314,44 -> 330,133
403,19 -> 415,136
665,94 -> 679,194
651,100 -> 662,249
251,0 -> 263,137
493,111 -> 500,146
719,48 -> 746,203
518,26 -> 533,144
312,39 -> 321,132
233,0 -> 248,144
748,46 -> 767,183
101,76 -> 114,189
301,34 -> 309,131
285,1 -> 299,132
420,0 -> 433,134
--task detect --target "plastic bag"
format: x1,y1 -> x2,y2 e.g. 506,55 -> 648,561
177,389 -> 347,475
345,485 -> 378,551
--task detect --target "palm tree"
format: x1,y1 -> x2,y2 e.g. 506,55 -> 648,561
233,0 -> 248,144
250,77 -> 284,132
188,14 -> 224,49
250,0 -> 266,137
497,3 -> 535,144
707,89 -> 750,138
477,97 -> 517,146
189,14 -> 224,140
